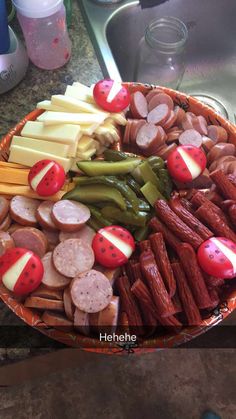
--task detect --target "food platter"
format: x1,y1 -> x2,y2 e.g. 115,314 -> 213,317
0,82 -> 236,355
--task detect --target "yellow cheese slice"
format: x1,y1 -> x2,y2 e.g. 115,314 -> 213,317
11,136 -> 70,158
37,111 -> 106,126
9,145 -> 72,173
0,183 -> 64,201
51,95 -> 109,116
0,167 -> 29,185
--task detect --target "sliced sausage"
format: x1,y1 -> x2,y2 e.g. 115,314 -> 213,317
148,92 -> 174,112
129,119 -> 146,144
0,231 -> 14,256
36,201 -> 57,231
74,308 -> 90,336
226,161 -> 236,177
53,239 -> 95,278
202,136 -> 215,153
63,287 -> 75,321
96,296 -> 120,334
42,229 -> 59,251
136,123 -> 165,156
11,227 -> 48,258
31,284 -> 63,300
52,200 -> 90,232
10,196 -> 40,227
181,113 -> 194,130
162,110 -> 177,131
41,252 -> 71,289
24,296 -> 64,311
41,311 -> 73,331
166,128 -> 183,143
207,125 -> 228,143
0,197 -> 9,224
70,269 -> 113,313
59,224 -> 95,246
156,143 -> 177,160
147,103 -> 170,126
130,91 -> 148,119
207,143 -> 235,165
192,115 -> 208,135
0,214 -> 11,232
209,155 -> 236,172
145,88 -> 164,103
94,265 -> 121,287
174,106 -> 186,126
179,129 -> 203,147
8,223 -> 23,234
229,204 -> 236,226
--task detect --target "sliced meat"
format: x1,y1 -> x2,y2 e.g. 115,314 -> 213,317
24,296 -> 64,311
11,227 -> 48,258
229,204 -> 236,226
10,195 -> 40,226
166,128 -> 183,143
129,119 -> 146,144
41,311 -> 73,331
0,231 -> 14,256
136,123 -> 165,156
202,136 -> 215,153
53,239 -> 95,278
0,214 -> 11,232
94,265 -> 121,287
192,115 -> 208,135
156,143 -> 177,160
207,125 -> 228,143
130,91 -> 148,119
162,110 -> 177,131
207,143 -> 235,165
41,252 -> 71,289
59,224 -> 95,246
147,103 -> 170,126
209,155 -> 236,172
42,229 -> 59,251
0,197 -> 9,224
91,296 -> 119,334
8,223 -> 23,234
74,308 -> 90,336
181,113 -> 194,130
70,269 -> 113,313
63,287 -> 75,321
36,201 -> 57,231
52,200 -> 91,232
174,106 -> 186,126
148,92 -> 174,111
31,284 -> 63,300
145,88 -> 164,103
173,168 -> 213,190
179,129 -> 203,147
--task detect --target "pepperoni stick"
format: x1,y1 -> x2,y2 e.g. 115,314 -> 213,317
210,169 -> 236,201
195,203 -> 236,242
138,240 -> 151,252
149,217 -> 181,253
171,262 -> 202,325
131,279 -> 158,332
203,273 -> 224,289
149,233 -> 176,297
154,200 -> 203,249
191,191 -> 229,224
129,262 -> 143,283
207,287 -> 220,309
169,196 -> 213,240
176,243 -> 212,309
116,275 -> 144,335
229,204 -> 236,227
140,250 -> 176,317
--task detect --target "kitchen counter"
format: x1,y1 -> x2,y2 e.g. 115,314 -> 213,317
0,0 -> 102,364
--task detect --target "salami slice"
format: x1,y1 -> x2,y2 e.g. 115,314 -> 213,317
10,196 -> 40,226
70,269 -> 113,313
41,252 -> 71,289
52,200 -> 91,232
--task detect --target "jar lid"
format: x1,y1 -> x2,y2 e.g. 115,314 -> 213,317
12,0 -> 63,18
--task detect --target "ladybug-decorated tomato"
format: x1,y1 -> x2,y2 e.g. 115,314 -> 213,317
197,237 -> 236,279
28,160 -> 65,197
92,225 -> 135,268
93,79 -> 130,113
0,248 -> 44,295
167,145 -> 207,183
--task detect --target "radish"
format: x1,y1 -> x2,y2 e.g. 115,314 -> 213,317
92,225 -> 135,268
93,79 -> 130,112
167,145 -> 207,183
0,248 -> 44,295
28,159 -> 65,197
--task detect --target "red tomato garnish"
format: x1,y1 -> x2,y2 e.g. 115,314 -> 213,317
28,160 -> 65,197
92,225 -> 135,268
197,237 -> 236,279
93,79 -> 130,112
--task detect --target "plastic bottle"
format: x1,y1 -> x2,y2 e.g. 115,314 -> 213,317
12,0 -> 71,70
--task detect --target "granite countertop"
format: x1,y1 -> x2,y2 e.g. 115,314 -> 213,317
0,0 -> 102,364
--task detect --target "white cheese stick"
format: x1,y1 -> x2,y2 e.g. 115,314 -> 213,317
11,136 -> 70,158
37,111 -> 106,126
36,100 -> 69,112
21,121 -> 80,157
9,145 -> 72,173
51,95 -> 109,116
80,124 -> 100,136
77,136 -> 96,153
77,148 -> 96,160
65,85 -> 95,104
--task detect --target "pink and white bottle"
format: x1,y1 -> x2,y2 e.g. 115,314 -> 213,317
13,0 -> 71,70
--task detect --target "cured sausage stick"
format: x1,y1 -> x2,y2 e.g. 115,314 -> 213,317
116,275 -> 144,335
149,233 -> 176,297
171,262 -> 202,325
195,203 -> 236,242
191,191 -> 229,224
154,200 -> 203,249
169,196 -> 213,241
229,204 -> 236,227
131,279 -> 158,331
140,250 -> 176,317
176,243 -> 213,309
210,169 -> 236,201
149,217 -> 181,253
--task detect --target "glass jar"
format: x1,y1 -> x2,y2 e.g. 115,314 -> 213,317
134,17 -> 188,89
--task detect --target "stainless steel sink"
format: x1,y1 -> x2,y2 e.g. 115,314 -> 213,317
79,0 -> 236,122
